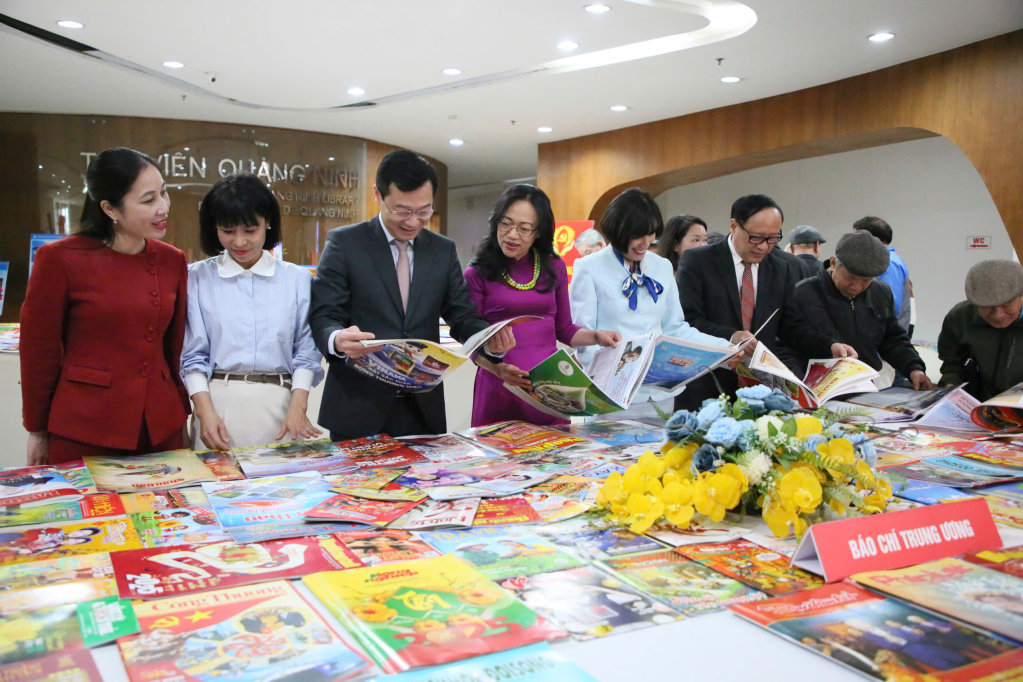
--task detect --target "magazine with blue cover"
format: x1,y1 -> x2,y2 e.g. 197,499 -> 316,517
894,479 -> 978,505
368,643 -> 597,682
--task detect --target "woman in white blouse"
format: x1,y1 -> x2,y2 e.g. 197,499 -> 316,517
570,188 -> 745,418
181,173 -> 324,450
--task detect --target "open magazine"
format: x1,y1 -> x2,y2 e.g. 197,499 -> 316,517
737,343 -> 878,408
350,316 -> 536,392
972,382 -> 1023,431
507,335 -> 742,419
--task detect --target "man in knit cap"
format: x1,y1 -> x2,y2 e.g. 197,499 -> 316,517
938,259 -> 1023,401
793,230 -> 932,389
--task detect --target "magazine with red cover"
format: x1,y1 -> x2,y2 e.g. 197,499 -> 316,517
302,493 -> 422,525
333,434 -> 430,469
110,535 -> 360,600
731,581 -> 1023,681
961,545 -> 1023,578
472,496 -> 542,526
458,421 -> 589,455
194,450 -> 245,481
333,529 -> 440,567
0,649 -> 103,682
677,539 -> 824,595
0,469 -> 83,509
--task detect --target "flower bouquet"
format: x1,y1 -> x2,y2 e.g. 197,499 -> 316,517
596,386 -> 894,538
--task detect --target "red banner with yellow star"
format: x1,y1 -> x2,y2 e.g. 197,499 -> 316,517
553,221 -> 595,283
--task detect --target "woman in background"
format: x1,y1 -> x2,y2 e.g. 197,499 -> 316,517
570,189 -> 740,418
656,214 -> 708,271
22,148 -> 190,464
181,173 -> 323,450
465,184 -> 620,426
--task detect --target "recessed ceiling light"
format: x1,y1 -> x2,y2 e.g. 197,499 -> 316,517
162,61 -> 184,69
449,139 -> 464,146
442,68 -> 462,76
538,126 -> 553,133
868,32 -> 896,42
557,41 -> 579,51
347,87 -> 365,96
720,76 -> 741,83
56,20 -> 83,29
328,157 -> 335,161
38,165 -> 42,169
610,105 -> 628,112
183,147 -> 190,151
584,4 -> 611,13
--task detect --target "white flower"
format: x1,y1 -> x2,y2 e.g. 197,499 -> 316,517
755,416 -> 784,443
736,449 -> 772,487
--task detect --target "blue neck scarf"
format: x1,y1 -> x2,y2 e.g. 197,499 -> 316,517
613,248 -> 663,311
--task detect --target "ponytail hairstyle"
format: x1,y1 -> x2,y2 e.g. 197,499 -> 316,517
76,147 -> 160,242
471,184 -> 558,293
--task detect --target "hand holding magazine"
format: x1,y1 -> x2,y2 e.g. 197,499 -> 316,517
348,316 -> 536,392
737,343 -> 878,408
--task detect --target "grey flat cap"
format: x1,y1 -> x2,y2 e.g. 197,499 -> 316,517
790,225 -> 827,245
966,259 -> 1023,307
835,231 -> 889,277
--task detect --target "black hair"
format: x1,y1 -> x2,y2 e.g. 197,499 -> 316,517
376,150 -> 439,198
657,215 -> 708,270
730,194 -> 784,226
198,173 -> 282,257
76,147 -> 161,242
600,188 -> 664,255
470,184 -> 558,294
853,216 -> 893,245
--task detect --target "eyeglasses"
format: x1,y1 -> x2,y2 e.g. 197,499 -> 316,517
738,223 -> 783,246
497,218 -> 536,237
384,202 -> 434,221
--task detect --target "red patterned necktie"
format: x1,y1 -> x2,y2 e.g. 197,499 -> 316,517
740,261 -> 754,331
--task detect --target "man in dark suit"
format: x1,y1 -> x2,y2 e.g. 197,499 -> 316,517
674,194 -> 856,410
309,150 -> 514,440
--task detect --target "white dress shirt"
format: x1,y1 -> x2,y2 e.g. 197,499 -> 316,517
181,250 -> 324,395
728,234 -> 759,301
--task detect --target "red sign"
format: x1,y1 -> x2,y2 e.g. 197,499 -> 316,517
966,235 -> 991,249
554,220 -> 595,283
790,497 -> 1001,582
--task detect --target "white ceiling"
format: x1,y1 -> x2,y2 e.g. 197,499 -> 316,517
1,0 -> 1022,187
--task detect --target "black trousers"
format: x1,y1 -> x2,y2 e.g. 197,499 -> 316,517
330,394 -> 430,442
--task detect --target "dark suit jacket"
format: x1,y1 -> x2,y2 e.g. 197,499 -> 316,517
794,252 -> 824,280
674,239 -> 837,409
309,217 -> 489,438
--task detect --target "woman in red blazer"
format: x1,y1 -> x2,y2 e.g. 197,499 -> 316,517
21,147 -> 191,465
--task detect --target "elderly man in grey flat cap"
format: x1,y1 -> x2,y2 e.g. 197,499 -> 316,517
938,259 -> 1023,401
785,225 -> 827,279
793,230 -> 932,390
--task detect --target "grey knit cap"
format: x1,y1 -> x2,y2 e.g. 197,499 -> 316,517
835,231 -> 889,277
965,259 -> 1023,307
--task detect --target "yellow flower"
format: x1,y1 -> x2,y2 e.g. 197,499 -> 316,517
622,466 -> 647,494
816,438 -> 856,479
861,491 -> 889,514
828,497 -> 847,515
637,451 -> 666,479
777,467 -> 823,514
693,471 -> 742,522
659,479 -> 696,528
646,477 -> 663,496
664,443 -> 698,471
791,461 -> 826,484
353,603 -> 397,623
796,417 -> 823,437
660,441 -> 674,454
762,497 -> 806,538
716,463 -> 749,496
854,460 -> 876,488
627,493 -> 650,516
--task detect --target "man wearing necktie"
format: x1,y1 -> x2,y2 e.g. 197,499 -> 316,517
309,150 -> 515,440
674,194 -> 857,410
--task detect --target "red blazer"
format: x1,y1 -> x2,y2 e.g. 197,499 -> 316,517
21,236 -> 191,450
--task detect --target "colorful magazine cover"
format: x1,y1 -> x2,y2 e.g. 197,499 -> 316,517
950,441 -> 1023,470
3,462 -> 97,496
644,518 -> 750,547
130,507 -> 232,548
853,558 -> 1023,641
332,529 -> 440,567
0,518 -> 142,567
331,482 -> 427,503
500,565 -> 680,639
0,492 -> 125,530
0,469 -> 82,509
389,499 -> 481,531
893,479 -> 978,505
530,515 -> 664,561
0,603 -> 82,665
193,449 -> 245,481
395,465 -> 480,489
120,489 -> 210,514
418,525 -> 584,580
118,581 -> 370,682
302,493 -> 422,526
232,440 -> 354,478
599,549 -> 767,616
677,539 -> 825,595
975,480 -> 1023,503
467,469 -> 554,495
396,434 -> 495,464
519,491 -> 591,523
373,643 -> 598,682
884,459 -> 1012,488
458,421 -> 589,456
471,496 -> 542,526
0,650 -> 103,682
924,455 -> 1020,480
554,419 -> 663,449
961,545 -> 1023,579
983,496 -> 1023,529
731,582 -> 1023,681
530,476 -> 601,504
872,431 -> 974,458
302,555 -> 567,674
110,535 -> 359,600
506,349 -> 629,418
333,434 -> 430,469
326,468 -> 402,491
85,450 -> 216,492
971,382 -> 1023,430
0,553 -> 116,616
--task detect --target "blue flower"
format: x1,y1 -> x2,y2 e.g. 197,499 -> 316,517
823,425 -> 843,439
696,402 -> 725,430
763,389 -> 798,412
855,440 -> 878,467
846,432 -> 868,445
702,398 -> 725,408
692,444 -> 719,473
736,420 -> 758,451
803,434 -> 827,452
737,385 -> 773,401
705,417 -> 742,449
665,410 -> 700,441
740,398 -> 768,416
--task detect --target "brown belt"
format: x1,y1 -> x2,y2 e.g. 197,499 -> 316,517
211,371 -> 292,388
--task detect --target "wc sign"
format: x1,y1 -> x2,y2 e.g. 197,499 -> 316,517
966,235 -> 991,249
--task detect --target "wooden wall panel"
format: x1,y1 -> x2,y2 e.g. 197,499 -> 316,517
538,30 -> 1023,255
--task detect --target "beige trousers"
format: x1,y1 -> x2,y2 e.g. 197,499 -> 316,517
191,377 -> 292,450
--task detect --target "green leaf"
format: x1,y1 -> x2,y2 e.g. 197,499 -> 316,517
768,422 -> 778,438
781,418 -> 798,437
